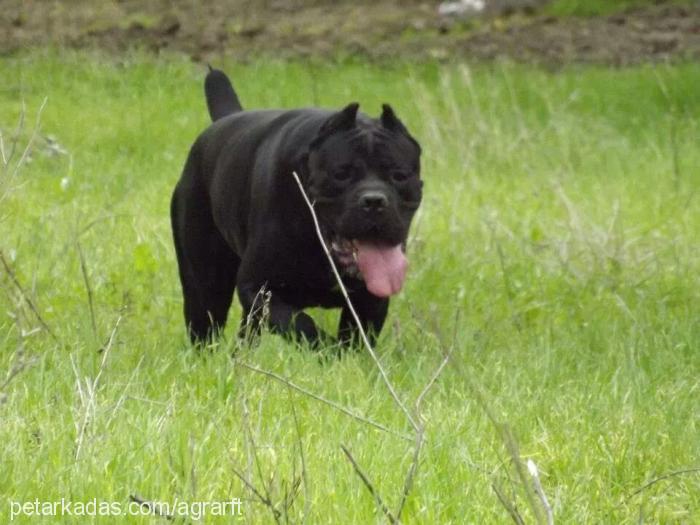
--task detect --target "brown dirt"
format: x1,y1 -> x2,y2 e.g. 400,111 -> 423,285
2,0 -> 700,65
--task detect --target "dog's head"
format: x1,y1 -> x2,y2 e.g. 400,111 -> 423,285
302,103 -> 422,298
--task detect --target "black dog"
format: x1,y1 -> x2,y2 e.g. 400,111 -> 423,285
171,67 -> 423,346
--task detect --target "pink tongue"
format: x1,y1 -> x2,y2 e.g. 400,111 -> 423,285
354,242 -> 408,298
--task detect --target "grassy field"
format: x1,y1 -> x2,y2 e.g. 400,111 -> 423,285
544,0 -> 697,16
1,51 -> 699,523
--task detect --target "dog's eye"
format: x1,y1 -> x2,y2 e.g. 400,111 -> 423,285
390,170 -> 411,182
333,168 -> 354,181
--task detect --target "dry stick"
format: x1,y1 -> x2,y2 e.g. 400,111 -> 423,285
241,395 -> 281,524
395,348 -> 453,522
395,429 -> 424,523
281,477 -> 302,525
91,315 -> 121,395
428,305 -> 546,524
10,97 -> 48,180
626,467 -> 700,501
241,285 -> 271,341
5,100 -> 26,167
502,424 -> 546,525
527,459 -> 554,525
128,494 -> 174,521
76,213 -> 130,239
76,240 -> 98,339
425,308 -> 547,523
292,171 -> 453,522
0,250 -> 59,342
293,169 -> 406,520
0,350 -> 37,393
448,353 -> 546,524
231,466 -> 282,523
340,444 -> 397,524
287,387 -> 310,525
105,354 -> 145,428
188,436 -> 198,507
506,432 -> 543,520
238,361 -> 410,441
246,397 -> 272,502
291,171 -> 417,431
492,483 -> 526,525
74,315 -> 121,460
395,308 -> 460,521
241,395 -> 255,512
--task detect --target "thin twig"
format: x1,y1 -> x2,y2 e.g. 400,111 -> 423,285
0,349 -> 37,393
92,315 -> 120,389
492,483 -> 526,525
395,346 -> 453,521
292,170 -> 457,522
11,97 -> 48,180
242,396 -> 255,513
128,494 -> 174,521
0,250 -> 59,342
237,361 -> 411,441
6,99 -> 26,166
415,348 -> 452,415
626,467 -> 700,501
76,213 -> 130,238
447,346 -> 547,523
429,305 -> 546,524
292,171 -> 418,431
340,444 -> 396,524
74,315 -> 121,460
527,459 -> 554,525
105,355 -> 145,428
231,466 -> 282,522
287,387 -> 310,525
395,428 -> 424,523
502,425 -> 546,525
281,476 -> 302,525
241,395 -> 281,524
76,239 -> 97,339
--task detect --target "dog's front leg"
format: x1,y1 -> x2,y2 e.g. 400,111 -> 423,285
237,283 -> 325,345
337,291 -> 389,348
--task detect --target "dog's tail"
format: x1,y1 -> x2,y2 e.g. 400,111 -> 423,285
204,65 -> 243,121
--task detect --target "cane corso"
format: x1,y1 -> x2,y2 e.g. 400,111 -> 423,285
171,67 -> 422,347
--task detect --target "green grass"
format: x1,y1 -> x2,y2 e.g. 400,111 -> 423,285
545,0 -> 696,17
1,50 -> 699,523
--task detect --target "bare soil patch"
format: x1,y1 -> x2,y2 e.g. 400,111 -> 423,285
2,0 -> 700,64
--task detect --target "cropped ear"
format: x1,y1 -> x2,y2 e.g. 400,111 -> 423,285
311,103 -> 359,148
381,104 -> 421,154
380,104 -> 409,134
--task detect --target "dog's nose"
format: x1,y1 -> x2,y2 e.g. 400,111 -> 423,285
359,191 -> 389,212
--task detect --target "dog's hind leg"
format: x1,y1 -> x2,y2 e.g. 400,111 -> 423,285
171,164 -> 239,344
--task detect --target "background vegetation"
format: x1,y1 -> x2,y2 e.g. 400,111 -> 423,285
545,0 -> 696,16
1,51 -> 698,523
